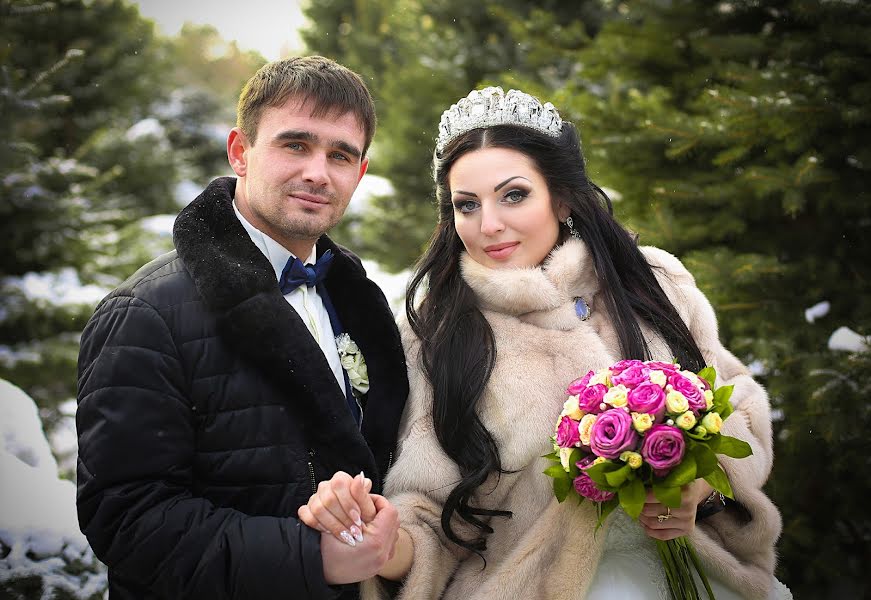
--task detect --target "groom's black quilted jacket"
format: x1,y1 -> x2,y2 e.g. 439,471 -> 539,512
76,178 -> 408,599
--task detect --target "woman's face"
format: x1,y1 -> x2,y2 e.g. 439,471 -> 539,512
448,147 -> 568,269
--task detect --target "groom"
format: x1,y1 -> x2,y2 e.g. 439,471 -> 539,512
76,56 -> 407,598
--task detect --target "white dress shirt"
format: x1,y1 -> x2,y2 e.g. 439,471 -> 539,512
232,200 -> 346,394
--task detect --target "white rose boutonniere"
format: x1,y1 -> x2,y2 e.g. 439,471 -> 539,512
335,333 -> 369,396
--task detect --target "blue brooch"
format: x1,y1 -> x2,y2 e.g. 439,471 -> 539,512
574,297 -> 591,321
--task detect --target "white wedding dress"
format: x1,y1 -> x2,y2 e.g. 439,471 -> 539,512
586,510 -> 793,600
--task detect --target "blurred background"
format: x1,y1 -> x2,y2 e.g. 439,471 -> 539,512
1,0 -> 869,597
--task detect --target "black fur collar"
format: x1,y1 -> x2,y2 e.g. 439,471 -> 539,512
173,177 -> 407,487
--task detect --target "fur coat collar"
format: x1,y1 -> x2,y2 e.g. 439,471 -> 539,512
172,176 -> 407,485
461,238 -> 603,332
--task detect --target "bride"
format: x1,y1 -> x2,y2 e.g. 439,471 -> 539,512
301,86 -> 792,599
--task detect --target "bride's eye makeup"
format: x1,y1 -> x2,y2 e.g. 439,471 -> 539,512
453,199 -> 480,213
503,188 -> 529,203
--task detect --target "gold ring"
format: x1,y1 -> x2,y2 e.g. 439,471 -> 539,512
657,507 -> 672,523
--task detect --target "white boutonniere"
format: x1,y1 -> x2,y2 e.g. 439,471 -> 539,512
335,333 -> 369,396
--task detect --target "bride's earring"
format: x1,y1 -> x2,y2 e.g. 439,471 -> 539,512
565,216 -> 581,240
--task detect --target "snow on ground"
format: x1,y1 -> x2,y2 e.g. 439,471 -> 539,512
0,380 -> 107,597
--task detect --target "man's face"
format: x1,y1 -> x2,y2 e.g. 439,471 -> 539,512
229,95 -> 368,257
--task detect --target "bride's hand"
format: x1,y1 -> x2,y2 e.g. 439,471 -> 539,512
638,480 -> 713,540
298,471 -> 377,546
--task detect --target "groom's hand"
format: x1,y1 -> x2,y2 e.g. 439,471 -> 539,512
320,494 -> 400,585
298,471 -> 377,545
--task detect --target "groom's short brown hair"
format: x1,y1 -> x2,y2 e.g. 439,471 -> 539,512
236,55 -> 377,156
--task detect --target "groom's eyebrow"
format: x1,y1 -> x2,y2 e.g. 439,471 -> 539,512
272,129 -> 362,160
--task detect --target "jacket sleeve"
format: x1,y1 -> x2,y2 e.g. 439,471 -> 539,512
360,324 -> 473,600
647,247 -> 782,598
76,294 -> 339,599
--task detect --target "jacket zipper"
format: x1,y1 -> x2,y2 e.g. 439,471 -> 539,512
307,449 -> 317,495
387,451 -> 394,472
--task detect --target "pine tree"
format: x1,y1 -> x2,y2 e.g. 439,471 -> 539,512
504,1 -> 869,595
1,1 -> 264,444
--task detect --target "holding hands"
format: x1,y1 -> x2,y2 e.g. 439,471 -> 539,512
299,471 -> 400,585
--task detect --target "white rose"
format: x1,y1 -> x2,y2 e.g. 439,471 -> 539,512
563,395 -> 584,420
604,384 -> 628,408
649,370 -> 667,387
665,390 -> 689,414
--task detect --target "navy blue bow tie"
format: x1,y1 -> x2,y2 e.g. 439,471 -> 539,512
279,249 -> 334,295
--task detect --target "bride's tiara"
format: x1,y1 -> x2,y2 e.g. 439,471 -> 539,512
435,86 -> 563,154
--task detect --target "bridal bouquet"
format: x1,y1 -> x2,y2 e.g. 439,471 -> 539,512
543,359 -> 751,600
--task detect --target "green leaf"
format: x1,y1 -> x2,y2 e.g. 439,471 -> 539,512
718,401 -> 734,421
663,454 -> 697,487
541,450 -> 559,461
568,448 -> 583,478
595,497 -> 619,532
716,435 -> 753,458
653,482 -> 682,508
713,385 -> 734,413
553,475 -> 572,503
690,443 -> 719,477
584,460 -> 620,487
543,464 -> 568,478
605,464 -> 632,487
619,477 -> 646,519
703,464 -> 734,499
697,366 -> 716,388
706,435 -> 720,453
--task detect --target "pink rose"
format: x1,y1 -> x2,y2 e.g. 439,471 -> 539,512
611,363 -> 650,389
640,424 -> 686,476
645,361 -> 680,373
566,370 -> 595,395
627,382 -> 666,418
609,359 -> 644,376
668,373 -> 706,412
589,408 -> 639,459
573,471 -> 616,502
555,415 -> 581,448
578,383 -> 608,413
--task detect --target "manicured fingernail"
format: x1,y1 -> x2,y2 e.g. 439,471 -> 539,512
350,524 -> 364,543
340,530 -> 356,547
351,509 -> 362,527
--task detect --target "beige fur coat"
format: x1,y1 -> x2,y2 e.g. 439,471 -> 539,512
362,239 -> 782,600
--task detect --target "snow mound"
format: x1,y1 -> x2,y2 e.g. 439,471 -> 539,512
0,379 -> 107,598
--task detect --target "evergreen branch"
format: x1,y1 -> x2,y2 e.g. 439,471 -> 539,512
20,49 -> 85,97
8,2 -> 55,16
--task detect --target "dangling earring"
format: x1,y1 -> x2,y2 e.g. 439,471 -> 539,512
565,216 -> 581,240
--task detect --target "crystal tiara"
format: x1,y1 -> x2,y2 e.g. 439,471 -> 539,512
435,86 -> 563,154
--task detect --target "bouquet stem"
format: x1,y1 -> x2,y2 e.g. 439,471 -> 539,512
655,537 -> 715,600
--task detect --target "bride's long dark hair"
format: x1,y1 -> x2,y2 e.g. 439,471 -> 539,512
405,123 -> 705,553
